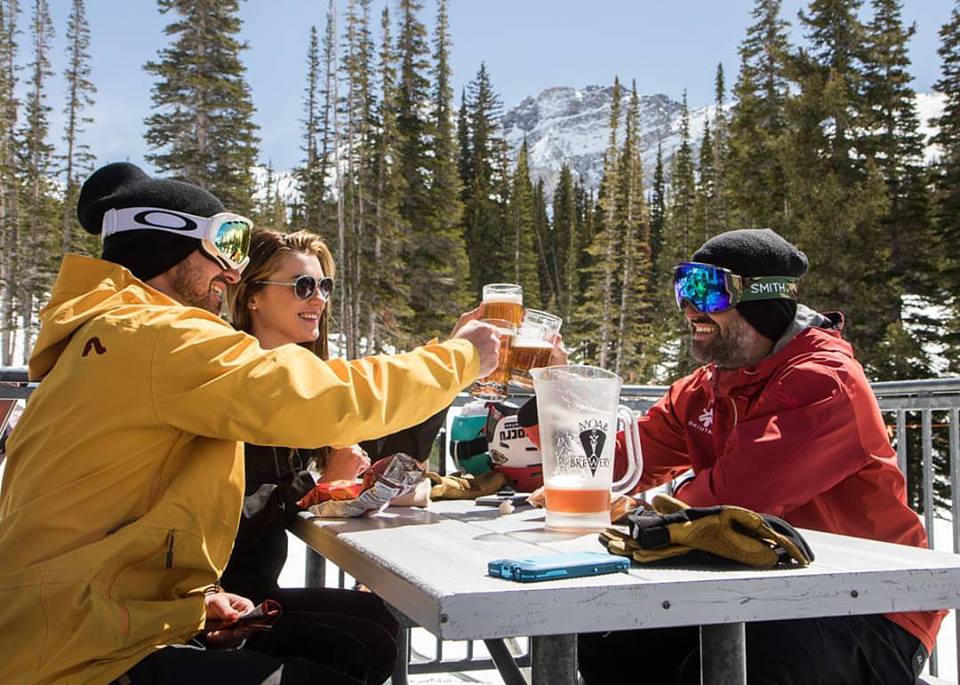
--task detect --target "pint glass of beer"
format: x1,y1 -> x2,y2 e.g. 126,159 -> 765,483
480,284 -> 523,328
510,309 -> 562,389
470,319 -> 516,400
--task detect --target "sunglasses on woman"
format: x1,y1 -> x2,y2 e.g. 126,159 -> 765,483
256,275 -> 334,301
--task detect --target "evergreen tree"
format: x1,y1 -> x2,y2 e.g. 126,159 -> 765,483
932,2 -> 960,370
339,0 -> 376,356
366,5 -> 410,350
144,0 -> 260,214
507,139 -> 540,308
531,177 -> 552,309
459,63 -> 507,297
19,0 -> 57,354
551,164 -> 576,318
297,25 -> 325,234
395,0 -> 440,339
417,0 -> 469,337
60,0 -> 95,257
711,62 -> 729,232
693,119 -> 716,240
661,91 -> 698,376
861,0 -> 936,377
576,78 -> 622,367
785,0 -> 892,373
613,82 -> 654,380
316,2 -> 337,239
727,0 -> 790,230
649,141 -> 666,285
665,91 -> 696,262
253,162 -> 287,231
0,0 -> 19,365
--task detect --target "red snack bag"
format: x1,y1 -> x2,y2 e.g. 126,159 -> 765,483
297,480 -> 365,510
300,453 -> 425,518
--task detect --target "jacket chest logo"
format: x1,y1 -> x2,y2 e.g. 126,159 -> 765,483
687,406 -> 713,435
81,336 -> 107,357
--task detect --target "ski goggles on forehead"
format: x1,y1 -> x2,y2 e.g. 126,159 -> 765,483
101,206 -> 253,271
256,274 -> 334,301
674,262 -> 799,313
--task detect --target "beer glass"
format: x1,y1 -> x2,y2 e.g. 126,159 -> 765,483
480,284 -> 523,328
510,309 -> 562,389
470,319 -> 516,400
531,365 -> 643,530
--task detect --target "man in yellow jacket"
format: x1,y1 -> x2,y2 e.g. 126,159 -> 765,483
0,162 -> 500,684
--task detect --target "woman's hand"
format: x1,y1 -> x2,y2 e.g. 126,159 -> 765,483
204,591 -> 255,647
322,445 -> 371,482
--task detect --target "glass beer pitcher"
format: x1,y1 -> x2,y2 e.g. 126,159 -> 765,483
530,364 -> 643,530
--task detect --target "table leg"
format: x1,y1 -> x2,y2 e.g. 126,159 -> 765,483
483,639 -> 527,685
531,634 -> 577,685
305,548 -> 326,588
700,622 -> 746,685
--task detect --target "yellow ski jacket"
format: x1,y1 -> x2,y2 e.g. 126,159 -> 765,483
0,254 -> 479,684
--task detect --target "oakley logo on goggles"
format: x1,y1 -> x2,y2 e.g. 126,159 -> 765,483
674,262 -> 799,313
256,275 -> 334,301
101,206 -> 252,271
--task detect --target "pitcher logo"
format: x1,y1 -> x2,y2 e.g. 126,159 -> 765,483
687,406 -> 713,434
578,419 -> 608,477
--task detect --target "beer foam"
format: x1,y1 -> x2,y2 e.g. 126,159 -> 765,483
483,293 -> 522,305
546,474 -> 592,489
513,337 -> 553,349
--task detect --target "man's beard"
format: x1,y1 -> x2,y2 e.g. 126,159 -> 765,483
690,314 -> 759,369
170,261 -> 222,314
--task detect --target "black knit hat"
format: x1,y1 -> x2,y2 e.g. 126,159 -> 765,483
77,162 -> 225,281
692,228 -> 808,341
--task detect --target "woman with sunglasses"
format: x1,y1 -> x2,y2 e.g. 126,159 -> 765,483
222,229 -> 399,684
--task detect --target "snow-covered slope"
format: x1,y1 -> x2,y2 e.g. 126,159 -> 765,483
502,85 -> 944,196
502,85 -> 714,196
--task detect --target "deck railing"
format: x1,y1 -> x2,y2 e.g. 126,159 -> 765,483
2,369 -> 960,680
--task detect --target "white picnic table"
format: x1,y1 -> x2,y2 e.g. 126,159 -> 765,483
291,500 -> 960,684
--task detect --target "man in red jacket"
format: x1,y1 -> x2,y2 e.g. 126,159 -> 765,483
578,229 -> 941,684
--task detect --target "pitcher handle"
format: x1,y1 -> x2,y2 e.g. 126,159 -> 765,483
611,405 -> 643,497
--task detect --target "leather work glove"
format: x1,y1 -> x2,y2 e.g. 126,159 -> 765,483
427,470 -> 507,500
600,494 -> 814,569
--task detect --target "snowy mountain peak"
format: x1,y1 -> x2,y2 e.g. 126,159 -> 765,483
502,85 -> 712,196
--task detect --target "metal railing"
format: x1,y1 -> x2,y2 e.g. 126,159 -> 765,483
2,369 -> 960,680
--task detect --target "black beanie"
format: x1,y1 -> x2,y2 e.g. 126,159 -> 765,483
692,228 -> 808,341
77,162 -> 225,281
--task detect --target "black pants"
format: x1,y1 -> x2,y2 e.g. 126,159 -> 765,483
578,614 -> 924,685
121,588 -> 399,685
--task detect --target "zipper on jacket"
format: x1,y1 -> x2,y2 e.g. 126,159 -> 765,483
165,531 -> 175,569
729,398 -> 738,426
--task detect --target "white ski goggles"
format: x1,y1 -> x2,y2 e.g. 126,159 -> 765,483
101,206 -> 253,271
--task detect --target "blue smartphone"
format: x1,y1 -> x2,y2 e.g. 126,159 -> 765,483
487,551 -> 630,582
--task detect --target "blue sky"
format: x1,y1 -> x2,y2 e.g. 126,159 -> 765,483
33,0 -> 956,175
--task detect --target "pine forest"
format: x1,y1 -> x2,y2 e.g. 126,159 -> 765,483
2,0 -> 960,391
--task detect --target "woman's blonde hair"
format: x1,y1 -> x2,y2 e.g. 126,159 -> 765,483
228,229 -> 336,360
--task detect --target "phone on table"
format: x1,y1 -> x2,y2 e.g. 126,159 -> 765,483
487,551 -> 630,583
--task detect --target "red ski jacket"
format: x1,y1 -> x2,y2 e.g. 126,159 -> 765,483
615,310 -> 943,654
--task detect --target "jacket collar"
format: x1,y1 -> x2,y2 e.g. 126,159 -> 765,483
705,305 -> 847,398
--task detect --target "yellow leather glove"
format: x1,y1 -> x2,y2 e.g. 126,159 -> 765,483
600,494 -> 814,569
426,470 -> 507,500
